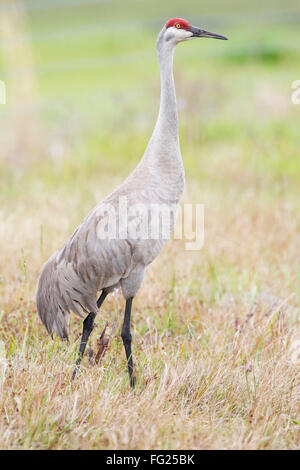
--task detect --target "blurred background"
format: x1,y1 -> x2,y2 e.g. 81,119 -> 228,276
1,0 -> 299,196
0,0 -> 300,307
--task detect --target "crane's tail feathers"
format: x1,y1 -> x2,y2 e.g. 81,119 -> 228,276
36,256 -> 98,340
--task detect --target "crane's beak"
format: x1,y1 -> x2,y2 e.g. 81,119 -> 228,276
189,26 -> 228,40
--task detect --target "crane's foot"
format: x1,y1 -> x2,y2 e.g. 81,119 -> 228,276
71,359 -> 81,381
129,371 -> 136,389
71,290 -> 110,381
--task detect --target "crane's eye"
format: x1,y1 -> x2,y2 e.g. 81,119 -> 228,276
175,23 -> 181,29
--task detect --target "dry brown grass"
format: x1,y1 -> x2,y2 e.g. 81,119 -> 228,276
0,178 -> 299,449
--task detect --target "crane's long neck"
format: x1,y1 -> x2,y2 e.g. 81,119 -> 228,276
135,32 -> 185,202
156,44 -> 178,143
144,38 -> 181,166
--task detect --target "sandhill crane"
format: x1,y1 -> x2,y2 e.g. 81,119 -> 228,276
36,18 -> 227,387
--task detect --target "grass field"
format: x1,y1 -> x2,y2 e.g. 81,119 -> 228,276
0,0 -> 299,449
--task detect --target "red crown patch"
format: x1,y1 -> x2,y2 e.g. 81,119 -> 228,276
166,18 -> 190,30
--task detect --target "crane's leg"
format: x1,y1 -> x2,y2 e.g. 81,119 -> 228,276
71,290 -> 108,380
121,297 -> 135,388
97,290 -> 108,309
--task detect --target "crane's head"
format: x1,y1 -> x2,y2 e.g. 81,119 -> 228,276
162,18 -> 228,44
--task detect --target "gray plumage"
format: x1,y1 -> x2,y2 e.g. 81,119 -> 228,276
36,20 -> 227,347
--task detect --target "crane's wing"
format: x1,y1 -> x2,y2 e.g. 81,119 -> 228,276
36,204 -> 133,339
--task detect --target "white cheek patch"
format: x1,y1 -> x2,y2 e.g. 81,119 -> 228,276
165,27 -> 193,42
